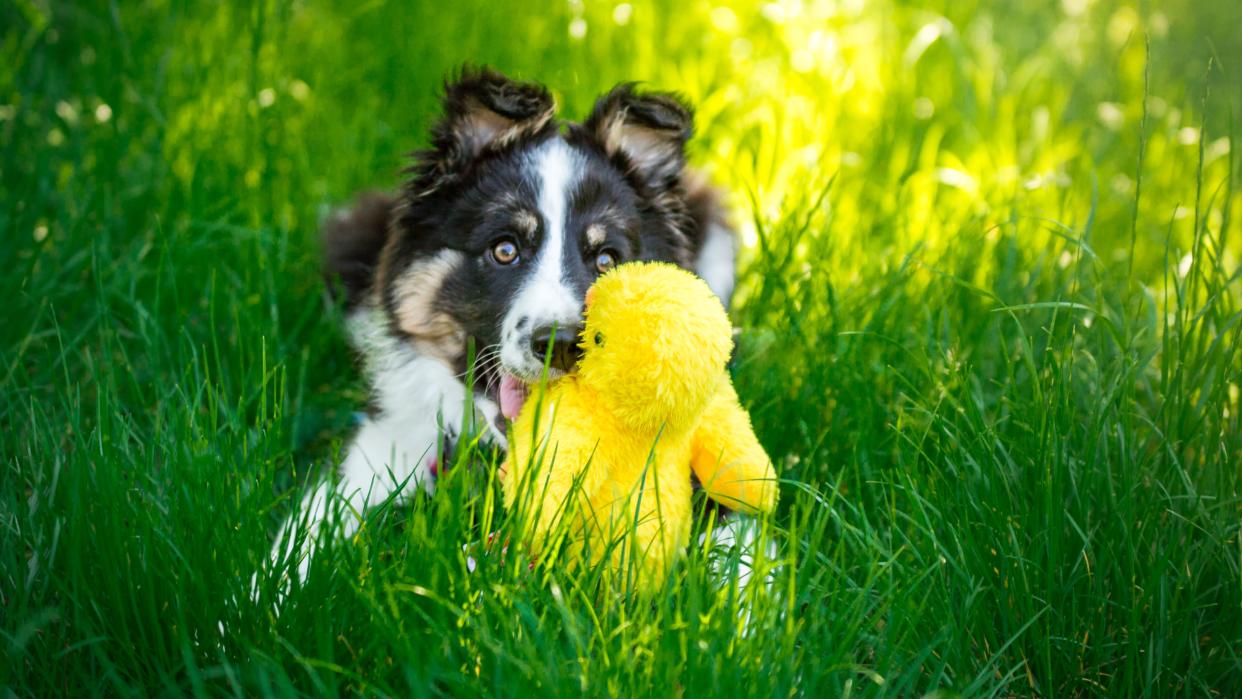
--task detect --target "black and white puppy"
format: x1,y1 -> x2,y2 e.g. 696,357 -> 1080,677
273,67 -> 739,583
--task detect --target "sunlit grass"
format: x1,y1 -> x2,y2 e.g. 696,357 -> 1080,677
3,0 -> 1240,695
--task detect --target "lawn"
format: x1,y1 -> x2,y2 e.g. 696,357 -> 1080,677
3,0 -> 1241,695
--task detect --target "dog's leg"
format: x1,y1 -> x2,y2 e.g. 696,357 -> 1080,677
263,352 -> 472,597
700,514 -> 780,632
265,413 -> 440,591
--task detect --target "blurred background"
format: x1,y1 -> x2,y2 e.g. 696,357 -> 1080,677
7,0 -> 1238,269
5,0 -> 1237,471
3,0 -> 1241,694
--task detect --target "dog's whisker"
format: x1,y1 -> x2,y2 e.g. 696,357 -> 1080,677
454,344 -> 504,382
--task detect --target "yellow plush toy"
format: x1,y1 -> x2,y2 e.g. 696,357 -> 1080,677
502,261 -> 777,592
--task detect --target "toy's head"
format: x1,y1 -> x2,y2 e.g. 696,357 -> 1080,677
577,262 -> 732,432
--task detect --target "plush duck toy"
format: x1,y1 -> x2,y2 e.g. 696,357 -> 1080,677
501,261 -> 777,592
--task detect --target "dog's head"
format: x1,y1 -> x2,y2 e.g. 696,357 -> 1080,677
373,67 -> 702,418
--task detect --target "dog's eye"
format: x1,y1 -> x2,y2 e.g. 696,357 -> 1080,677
490,238 -> 519,265
595,250 -> 617,274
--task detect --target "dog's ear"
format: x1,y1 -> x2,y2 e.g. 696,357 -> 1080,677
428,66 -> 556,174
585,84 -> 693,187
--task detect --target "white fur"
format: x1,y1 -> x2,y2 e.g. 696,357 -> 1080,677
699,514 -> 779,632
695,221 -> 737,307
499,139 -> 584,380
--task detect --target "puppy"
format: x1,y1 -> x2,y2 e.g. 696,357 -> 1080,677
270,67 -> 739,586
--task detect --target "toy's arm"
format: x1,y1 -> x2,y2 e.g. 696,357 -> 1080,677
690,379 -> 778,515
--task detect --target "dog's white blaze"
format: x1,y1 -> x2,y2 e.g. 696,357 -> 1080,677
500,139 -> 583,378
535,139 -> 573,282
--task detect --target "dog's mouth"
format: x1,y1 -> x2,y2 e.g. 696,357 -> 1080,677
476,347 -> 576,430
480,366 -> 569,428
476,366 -> 541,430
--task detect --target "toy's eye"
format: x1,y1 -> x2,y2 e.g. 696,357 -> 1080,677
490,238 -> 519,265
595,250 -> 617,274
593,331 -> 604,347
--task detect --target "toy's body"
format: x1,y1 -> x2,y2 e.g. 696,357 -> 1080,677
502,262 -> 777,591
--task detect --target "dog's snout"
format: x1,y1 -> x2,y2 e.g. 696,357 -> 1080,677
529,323 -> 583,372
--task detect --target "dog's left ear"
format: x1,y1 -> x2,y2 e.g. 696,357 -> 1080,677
585,84 -> 693,187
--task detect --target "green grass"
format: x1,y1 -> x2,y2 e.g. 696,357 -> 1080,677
3,0 -> 1241,695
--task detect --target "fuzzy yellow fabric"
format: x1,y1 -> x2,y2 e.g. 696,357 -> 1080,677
502,262 -> 778,592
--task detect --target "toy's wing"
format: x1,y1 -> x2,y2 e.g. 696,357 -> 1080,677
690,379 -> 778,515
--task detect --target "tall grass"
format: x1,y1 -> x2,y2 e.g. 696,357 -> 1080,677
3,0 -> 1240,695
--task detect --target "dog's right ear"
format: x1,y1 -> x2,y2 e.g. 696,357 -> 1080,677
421,67 -> 556,182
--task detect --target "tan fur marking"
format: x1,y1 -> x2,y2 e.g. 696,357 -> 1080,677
600,109 -> 628,154
390,250 -> 467,362
513,210 -> 539,239
586,223 -> 607,247
597,108 -> 679,178
462,104 -> 513,147
460,97 -> 556,156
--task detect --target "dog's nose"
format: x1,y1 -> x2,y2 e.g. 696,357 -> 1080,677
529,323 -> 583,372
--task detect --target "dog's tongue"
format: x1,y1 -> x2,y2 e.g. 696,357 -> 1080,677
499,374 -> 528,420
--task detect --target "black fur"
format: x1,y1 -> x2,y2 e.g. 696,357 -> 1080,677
322,191 -> 395,308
